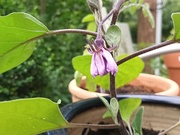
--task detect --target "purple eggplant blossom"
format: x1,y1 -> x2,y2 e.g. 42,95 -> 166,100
87,39 -> 118,77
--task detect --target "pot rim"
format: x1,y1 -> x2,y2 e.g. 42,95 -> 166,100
61,95 -> 180,121
47,95 -> 180,135
68,73 -> 180,102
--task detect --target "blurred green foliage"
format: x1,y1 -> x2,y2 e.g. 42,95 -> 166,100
0,0 -> 90,105
162,0 -> 180,41
0,0 -> 179,104
119,0 -> 180,42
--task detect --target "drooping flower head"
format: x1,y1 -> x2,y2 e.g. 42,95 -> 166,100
87,38 -> 118,77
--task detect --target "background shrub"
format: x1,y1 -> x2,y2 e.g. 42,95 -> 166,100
0,0 -> 90,105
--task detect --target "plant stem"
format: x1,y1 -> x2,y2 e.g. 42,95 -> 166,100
1,29 -> 97,58
69,122 -> 120,129
108,1 -> 128,135
96,7 -> 114,39
110,0 -> 125,25
47,29 -> 97,37
158,119 -> 180,135
21,29 -> 97,46
116,39 -> 180,66
110,74 -> 128,135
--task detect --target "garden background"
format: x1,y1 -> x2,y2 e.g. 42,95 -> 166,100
0,0 -> 179,105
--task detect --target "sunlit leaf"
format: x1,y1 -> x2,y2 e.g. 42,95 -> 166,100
172,13 -> 180,39
119,98 -> 141,124
0,12 -> 49,73
72,55 -> 92,78
0,98 -> 68,135
82,14 -> 95,23
72,54 -> 144,90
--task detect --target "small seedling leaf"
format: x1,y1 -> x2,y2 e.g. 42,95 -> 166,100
98,95 -> 111,110
119,98 -> 141,124
110,98 -> 119,124
132,107 -> 144,135
105,25 -> 121,47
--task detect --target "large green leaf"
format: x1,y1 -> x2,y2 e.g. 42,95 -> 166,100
172,13 -> 180,39
0,12 -> 49,73
72,55 -> 92,78
0,98 -> 68,135
72,54 -> 144,90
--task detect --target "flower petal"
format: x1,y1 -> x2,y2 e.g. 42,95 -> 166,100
102,48 -> 118,75
94,52 -> 106,76
90,53 -> 99,77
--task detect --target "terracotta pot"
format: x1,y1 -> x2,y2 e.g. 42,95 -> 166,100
47,95 -> 180,135
68,73 -> 180,102
164,53 -> 180,88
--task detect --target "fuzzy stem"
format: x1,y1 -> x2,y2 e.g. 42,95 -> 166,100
158,119 -> 180,135
108,1 -> 128,135
110,0 -> 125,25
23,29 -> 97,45
116,39 -> 180,66
96,9 -> 114,39
109,75 -> 128,135
0,29 -> 97,57
96,0 -> 125,39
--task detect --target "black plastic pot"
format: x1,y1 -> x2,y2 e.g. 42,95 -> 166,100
46,95 -> 180,135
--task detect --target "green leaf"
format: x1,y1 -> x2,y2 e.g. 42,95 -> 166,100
72,54 -> 144,90
103,98 -> 142,126
87,22 -> 97,32
110,98 -> 119,124
98,96 -> 111,110
129,4 -> 141,15
119,98 -> 141,124
82,14 -> 95,23
72,55 -> 92,78
172,13 -> 180,39
87,22 -> 97,39
142,4 -> 155,28
99,96 -> 119,124
74,71 -> 83,87
86,77 -> 97,91
132,107 -> 144,135
102,110 -> 111,119
105,25 -> 121,47
0,12 -> 49,73
0,98 -> 68,135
